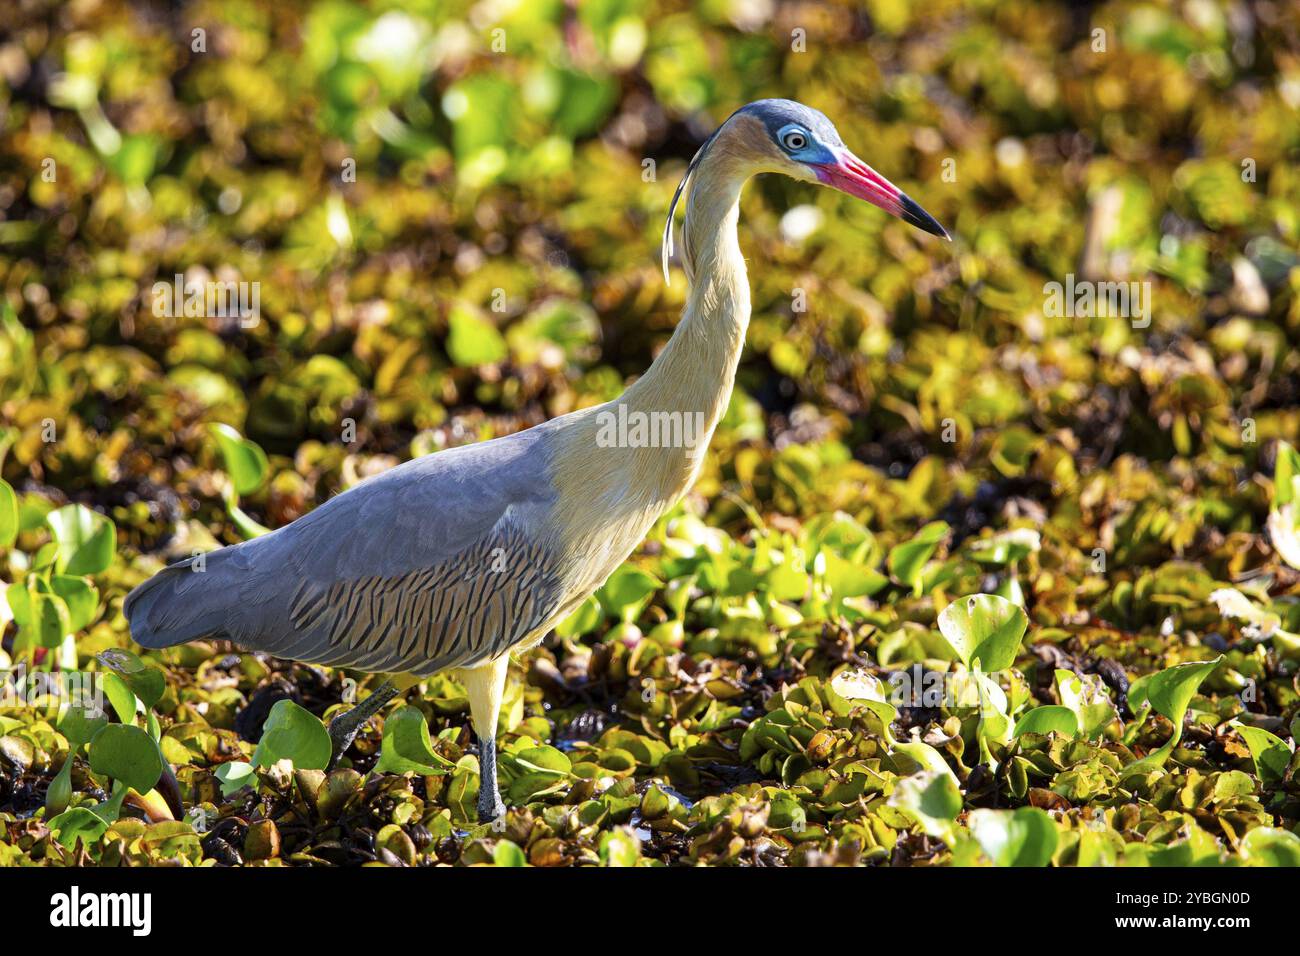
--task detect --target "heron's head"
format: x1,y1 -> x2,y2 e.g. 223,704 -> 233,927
663,99 -> 949,279
730,99 -> 948,239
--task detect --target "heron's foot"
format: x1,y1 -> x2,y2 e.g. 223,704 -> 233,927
478,790 -> 507,825
325,712 -> 364,773
323,679 -> 402,773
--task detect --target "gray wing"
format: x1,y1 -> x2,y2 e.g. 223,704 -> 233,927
127,425 -> 570,676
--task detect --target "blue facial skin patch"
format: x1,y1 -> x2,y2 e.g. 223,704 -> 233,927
775,123 -> 838,166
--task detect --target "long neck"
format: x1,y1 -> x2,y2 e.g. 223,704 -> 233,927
624,170 -> 750,467
545,162 -> 751,576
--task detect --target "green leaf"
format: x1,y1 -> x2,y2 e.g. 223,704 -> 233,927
887,521 -> 949,595
1140,656 -> 1223,726
599,828 -> 642,866
1233,723 -> 1293,784
48,806 -> 110,850
968,807 -> 1058,866
49,575 -> 98,632
492,840 -> 527,867
58,699 -> 108,750
827,669 -> 900,731
97,648 -> 166,709
447,304 -> 507,366
513,744 -> 571,776
45,761 -> 74,816
0,478 -> 17,549
822,550 -> 889,600
1014,705 -> 1079,738
1273,441 -> 1300,509
1124,657 -> 1223,776
46,504 -> 116,576
374,706 -> 454,775
969,528 -> 1041,566
101,672 -> 139,724
597,565 -> 661,622
888,769 -> 962,843
937,593 -> 1028,672
1240,827 -> 1300,866
9,583 -> 70,649
253,699 -> 331,770
554,594 -> 601,638
1054,668 -> 1119,740
891,740 -> 960,786
209,423 -> 270,496
214,760 -> 258,797
88,723 -> 164,794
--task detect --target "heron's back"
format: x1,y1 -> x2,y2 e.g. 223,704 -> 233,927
126,422 -> 574,675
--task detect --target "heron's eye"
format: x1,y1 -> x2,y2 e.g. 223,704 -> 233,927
781,129 -> 808,152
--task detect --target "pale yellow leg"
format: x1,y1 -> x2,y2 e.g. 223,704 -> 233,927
451,654 -> 511,821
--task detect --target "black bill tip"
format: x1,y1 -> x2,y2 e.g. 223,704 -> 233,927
899,193 -> 951,240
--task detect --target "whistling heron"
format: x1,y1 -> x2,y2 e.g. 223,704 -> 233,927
126,99 -> 948,823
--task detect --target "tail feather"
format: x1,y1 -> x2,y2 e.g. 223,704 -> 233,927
124,550 -> 239,648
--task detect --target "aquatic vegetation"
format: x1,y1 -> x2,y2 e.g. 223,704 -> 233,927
2,0 -> 1299,866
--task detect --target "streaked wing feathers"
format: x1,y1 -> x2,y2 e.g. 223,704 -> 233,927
216,426 -> 568,673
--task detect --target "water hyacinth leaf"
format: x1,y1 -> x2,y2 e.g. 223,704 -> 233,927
253,699 -> 331,770
46,504 -> 116,576
1233,723 -> 1293,784
995,573 -> 1025,607
58,698 -> 107,749
9,584 -> 70,649
48,806 -> 110,850
101,672 -> 140,724
887,520 -> 949,595
492,840 -> 527,866
888,769 -> 961,843
829,668 -> 897,724
88,723 -> 164,794
554,594 -> 601,638
374,706 -> 454,775
513,744 -> 571,776
1272,440 -> 1300,509
45,761 -> 74,815
968,807 -> 1058,867
1239,827 -> 1300,867
1124,657 -> 1223,776
597,565 -> 661,621
1138,656 -> 1223,726
97,648 -> 165,709
892,739 -> 961,786
1054,669 -> 1118,740
50,575 -> 98,632
937,593 -> 1028,672
822,550 -> 888,600
599,827 -> 642,866
0,477 -> 16,549
969,528 -> 1041,566
214,760 -> 258,797
209,423 -> 270,496
447,304 -> 508,366
1013,705 -> 1078,738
